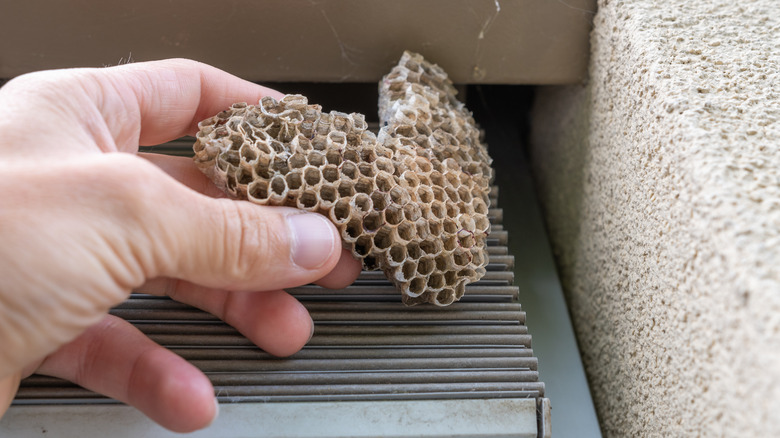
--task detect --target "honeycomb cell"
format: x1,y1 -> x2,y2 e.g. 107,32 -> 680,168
427,273 -> 445,290
337,180 -> 355,198
417,257 -> 435,276
193,52 -> 492,306
406,242 -> 422,260
384,204 -> 404,225
373,226 -> 394,251
358,162 -> 375,178
330,198 -> 351,223
355,177 -> 374,194
370,191 -> 390,211
375,172 -> 395,193
340,161 -> 359,180
303,166 -> 321,186
320,185 -> 338,205
362,211 -> 383,232
289,152 -> 307,169
247,180 -> 269,202
307,151 -> 326,167
351,193 -> 372,214
389,244 -> 407,265
397,221 -> 416,242
389,186 -> 411,205
402,203 -> 422,222
401,260 -> 417,281
297,191 -> 319,210
322,164 -> 339,183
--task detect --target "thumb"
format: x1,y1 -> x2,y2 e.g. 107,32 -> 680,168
137,164 -> 343,291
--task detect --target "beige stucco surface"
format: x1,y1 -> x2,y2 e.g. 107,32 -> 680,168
530,0 -> 780,436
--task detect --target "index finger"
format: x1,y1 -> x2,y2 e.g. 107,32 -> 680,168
95,58 -> 285,148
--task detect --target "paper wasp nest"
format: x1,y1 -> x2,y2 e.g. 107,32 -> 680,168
193,52 -> 492,305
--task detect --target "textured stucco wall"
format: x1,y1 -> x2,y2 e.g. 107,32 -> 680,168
530,0 -> 780,436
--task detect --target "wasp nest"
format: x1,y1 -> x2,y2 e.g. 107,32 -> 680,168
193,52 -> 492,306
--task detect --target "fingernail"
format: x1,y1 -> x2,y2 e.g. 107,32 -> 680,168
308,318 -> 316,343
287,213 -> 336,269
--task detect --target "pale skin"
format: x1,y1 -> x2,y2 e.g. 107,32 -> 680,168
0,59 -> 362,432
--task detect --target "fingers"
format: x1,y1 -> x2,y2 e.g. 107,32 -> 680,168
35,315 -> 216,433
0,59 -> 284,157
98,59 -> 285,148
0,372 -> 20,420
313,248 -> 364,290
140,280 -> 313,357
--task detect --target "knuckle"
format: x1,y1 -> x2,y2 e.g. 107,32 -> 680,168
94,154 -> 165,207
218,201 -> 287,281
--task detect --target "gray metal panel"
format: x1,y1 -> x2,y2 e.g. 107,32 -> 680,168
0,0 -> 596,84
0,399 -> 539,438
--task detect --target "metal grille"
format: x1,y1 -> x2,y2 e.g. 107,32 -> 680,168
14,142 -> 544,408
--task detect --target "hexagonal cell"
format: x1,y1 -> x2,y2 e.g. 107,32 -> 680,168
416,257 -> 435,276
327,131 -> 347,149
351,192 -> 373,214
427,273 -> 445,290
371,191 -> 390,211
400,260 -> 418,282
297,191 -> 319,210
307,151 -> 326,167
375,172 -> 395,193
406,241 -> 422,260
247,180 -> 269,202
358,162 -> 375,178
340,161 -> 359,180
269,176 -> 287,201
430,201 -> 446,219
325,149 -> 342,166
409,277 -> 426,296
354,234 -> 373,258
435,289 -> 456,306
320,184 -> 338,205
289,152 -> 307,169
337,180 -> 356,198
442,235 -> 458,251
355,177 -> 375,194
374,157 -> 395,175
362,211 -> 383,233
453,250 -> 471,267
303,166 -> 322,186
373,226 -> 394,251
416,186 -> 434,204
322,164 -> 340,183
343,217 -> 363,242
389,186 -> 411,205
389,244 -> 407,265
419,239 -> 442,255
397,221 -> 416,242
384,204 -> 404,226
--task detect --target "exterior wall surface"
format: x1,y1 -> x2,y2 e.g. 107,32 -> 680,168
530,0 -> 780,436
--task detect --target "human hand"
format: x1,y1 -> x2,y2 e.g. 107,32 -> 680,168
0,59 -> 362,432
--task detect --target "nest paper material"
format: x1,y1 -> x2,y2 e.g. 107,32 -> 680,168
193,52 -> 493,306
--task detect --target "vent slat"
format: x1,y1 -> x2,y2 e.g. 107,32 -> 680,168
132,323 -> 527,336
15,166 -> 544,407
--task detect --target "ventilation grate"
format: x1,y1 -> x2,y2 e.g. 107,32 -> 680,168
14,143 -> 544,410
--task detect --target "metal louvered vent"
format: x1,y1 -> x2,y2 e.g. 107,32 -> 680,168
11,138 -> 549,437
